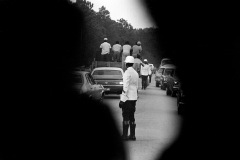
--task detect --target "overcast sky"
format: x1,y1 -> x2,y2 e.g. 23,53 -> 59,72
71,0 -> 157,29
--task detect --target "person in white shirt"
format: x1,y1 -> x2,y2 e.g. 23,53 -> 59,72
112,41 -> 122,62
122,41 -> 132,71
140,59 -> 151,89
119,56 -> 139,141
100,38 -> 111,61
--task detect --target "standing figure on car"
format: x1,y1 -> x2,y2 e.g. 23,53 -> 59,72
100,38 -> 111,61
121,41 -> 132,72
119,56 -> 139,141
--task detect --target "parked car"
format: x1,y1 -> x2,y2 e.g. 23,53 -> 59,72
166,68 -> 180,97
91,67 -> 124,95
73,70 -> 105,102
159,64 -> 176,90
155,66 -> 164,87
176,82 -> 186,115
159,58 -> 173,68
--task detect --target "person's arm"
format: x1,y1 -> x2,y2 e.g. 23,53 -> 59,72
109,44 -> 111,54
130,47 -> 133,56
123,72 -> 130,95
100,44 -> 102,53
140,65 -> 143,76
149,66 -> 152,75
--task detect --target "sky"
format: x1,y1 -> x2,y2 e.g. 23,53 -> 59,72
71,0 -> 157,29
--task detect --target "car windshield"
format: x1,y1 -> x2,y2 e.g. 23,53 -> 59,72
86,73 -> 96,85
162,59 -> 173,65
92,70 -> 122,76
158,68 -> 163,74
164,69 -> 174,76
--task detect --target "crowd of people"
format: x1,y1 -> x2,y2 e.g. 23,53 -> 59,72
99,37 -> 153,88
99,38 -> 142,62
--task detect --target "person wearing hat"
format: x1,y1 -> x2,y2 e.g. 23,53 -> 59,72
132,41 -> 142,59
119,56 -> 139,141
140,59 -> 151,89
100,38 -> 111,61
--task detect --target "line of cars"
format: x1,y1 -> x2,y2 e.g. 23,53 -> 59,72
73,66 -> 124,102
155,58 -> 185,114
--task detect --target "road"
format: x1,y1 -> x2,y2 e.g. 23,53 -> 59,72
103,74 -> 183,160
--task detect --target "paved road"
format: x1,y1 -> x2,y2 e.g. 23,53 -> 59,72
103,74 -> 182,160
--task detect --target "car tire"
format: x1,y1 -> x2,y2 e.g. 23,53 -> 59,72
171,90 -> 176,97
156,82 -> 159,87
161,84 -> 166,90
166,87 -> 171,95
178,104 -> 183,115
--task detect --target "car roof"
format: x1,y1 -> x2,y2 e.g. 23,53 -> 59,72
92,67 -> 123,71
74,71 -> 89,75
161,58 -> 170,61
160,64 -> 176,69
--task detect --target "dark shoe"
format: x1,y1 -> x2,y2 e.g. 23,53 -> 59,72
128,135 -> 136,141
129,123 -> 136,141
122,122 -> 129,141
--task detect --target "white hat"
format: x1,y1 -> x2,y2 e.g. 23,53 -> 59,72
104,38 -> 108,41
137,41 -> 141,45
125,56 -> 135,63
144,59 -> 148,62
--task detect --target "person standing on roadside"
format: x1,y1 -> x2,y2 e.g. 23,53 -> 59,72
100,38 -> 111,61
140,59 -> 151,89
148,64 -> 153,83
122,41 -> 132,71
119,56 -> 139,141
132,41 -> 142,59
112,41 -> 122,62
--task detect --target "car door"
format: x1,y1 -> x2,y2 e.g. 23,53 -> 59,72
73,72 -> 82,92
86,73 -> 103,100
160,68 -> 165,85
84,73 -> 95,99
166,69 -> 175,91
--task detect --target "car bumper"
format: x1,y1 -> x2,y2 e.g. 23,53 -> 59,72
173,86 -> 180,91
178,94 -> 186,105
103,85 -> 123,93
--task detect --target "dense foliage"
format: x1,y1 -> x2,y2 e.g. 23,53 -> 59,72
74,0 -> 162,67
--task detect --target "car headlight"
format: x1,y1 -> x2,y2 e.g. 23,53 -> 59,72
119,82 -> 124,85
174,81 -> 179,85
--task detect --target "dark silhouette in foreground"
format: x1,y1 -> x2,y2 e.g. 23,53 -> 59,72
0,0 -> 126,160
